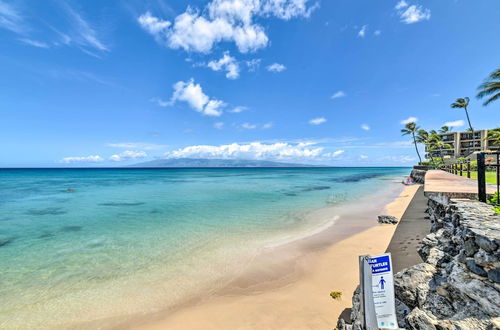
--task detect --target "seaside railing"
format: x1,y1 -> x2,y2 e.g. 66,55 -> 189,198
441,152 -> 500,204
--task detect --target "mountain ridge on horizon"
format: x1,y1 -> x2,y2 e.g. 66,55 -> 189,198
129,158 -> 321,168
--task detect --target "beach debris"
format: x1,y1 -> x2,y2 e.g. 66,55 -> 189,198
330,291 -> 342,300
378,215 -> 399,224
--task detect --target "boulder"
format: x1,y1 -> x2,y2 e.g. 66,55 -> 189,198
405,308 -> 437,330
378,215 -> 398,224
394,263 -> 437,308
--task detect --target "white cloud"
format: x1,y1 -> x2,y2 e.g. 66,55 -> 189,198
207,51 -> 240,79
395,1 -> 408,10
400,116 -> 418,124
214,122 -> 224,129
395,1 -> 431,24
444,120 -> 465,128
229,106 -> 248,113
106,142 -> 167,150
360,155 -> 368,159
0,1 -> 26,34
358,25 -> 367,38
60,155 -> 104,164
309,117 -> 327,125
241,122 -> 257,130
266,63 -> 286,72
331,91 -> 346,99
138,0 -> 318,54
19,38 -> 49,48
374,30 -> 381,36
328,150 -> 344,157
109,150 -> 147,162
138,11 -> 171,35
381,155 -> 415,163
262,122 -> 273,129
164,141 -> 325,161
164,79 -> 224,117
361,124 -> 370,131
246,58 -> 261,71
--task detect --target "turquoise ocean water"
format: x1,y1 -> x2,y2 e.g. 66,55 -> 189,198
0,167 -> 408,328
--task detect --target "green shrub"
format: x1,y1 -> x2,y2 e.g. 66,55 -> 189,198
330,291 -> 342,300
487,192 -> 500,214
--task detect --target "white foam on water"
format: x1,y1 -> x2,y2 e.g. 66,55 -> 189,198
264,215 -> 340,249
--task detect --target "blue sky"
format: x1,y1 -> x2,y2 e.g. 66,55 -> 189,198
1,0 -> 499,167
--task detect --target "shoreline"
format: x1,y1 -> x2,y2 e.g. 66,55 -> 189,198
128,183 -> 420,330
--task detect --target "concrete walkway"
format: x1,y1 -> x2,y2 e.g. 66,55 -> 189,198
386,185 -> 430,273
424,170 -> 496,199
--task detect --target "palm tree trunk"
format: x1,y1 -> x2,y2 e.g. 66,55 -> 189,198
412,132 -> 422,163
464,106 -> 473,132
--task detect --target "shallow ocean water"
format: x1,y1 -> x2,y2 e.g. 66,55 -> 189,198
0,167 -> 409,328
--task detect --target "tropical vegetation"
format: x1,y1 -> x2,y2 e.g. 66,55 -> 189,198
401,122 -> 422,163
477,68 -> 500,106
450,97 -> 473,132
401,67 -> 499,167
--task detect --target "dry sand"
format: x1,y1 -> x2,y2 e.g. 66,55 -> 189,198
135,184 -> 420,330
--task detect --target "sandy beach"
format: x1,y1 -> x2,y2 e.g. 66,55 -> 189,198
134,184 -> 420,330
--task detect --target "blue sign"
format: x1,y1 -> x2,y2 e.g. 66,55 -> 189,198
369,255 -> 391,274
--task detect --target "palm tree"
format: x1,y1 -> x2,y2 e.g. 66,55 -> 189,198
439,125 -> 451,134
430,136 -> 452,163
401,122 -> 422,163
486,128 -> 500,146
451,97 -> 473,132
477,68 -> 500,106
417,129 -> 436,165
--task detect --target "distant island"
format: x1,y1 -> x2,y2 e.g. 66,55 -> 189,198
130,158 -> 318,168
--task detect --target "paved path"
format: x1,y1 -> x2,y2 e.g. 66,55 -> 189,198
424,170 -> 496,199
386,185 -> 430,273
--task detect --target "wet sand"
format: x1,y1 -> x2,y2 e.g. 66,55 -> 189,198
132,184 -> 420,330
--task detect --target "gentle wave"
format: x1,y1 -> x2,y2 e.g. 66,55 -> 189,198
264,215 -> 340,248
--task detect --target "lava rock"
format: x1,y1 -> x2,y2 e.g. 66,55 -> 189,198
377,215 -> 398,224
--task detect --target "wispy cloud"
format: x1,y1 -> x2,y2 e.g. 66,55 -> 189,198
0,1 -> 26,34
400,116 -> 417,124
262,122 -> 273,129
361,124 -> 370,131
241,122 -> 257,130
309,117 -> 327,125
60,155 -> 104,164
327,150 -> 344,157
246,59 -> 261,72
61,2 -> 109,53
19,38 -> 49,48
331,91 -> 346,99
266,63 -> 286,73
380,155 -> 415,163
229,106 -> 248,113
106,142 -> 167,150
358,25 -> 367,38
214,122 -> 224,129
109,150 -> 147,162
395,1 -> 431,24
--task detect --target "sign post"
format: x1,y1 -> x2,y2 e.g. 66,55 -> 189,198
368,253 -> 398,329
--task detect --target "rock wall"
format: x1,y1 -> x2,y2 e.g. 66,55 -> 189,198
410,168 -> 427,184
339,198 -> 500,330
